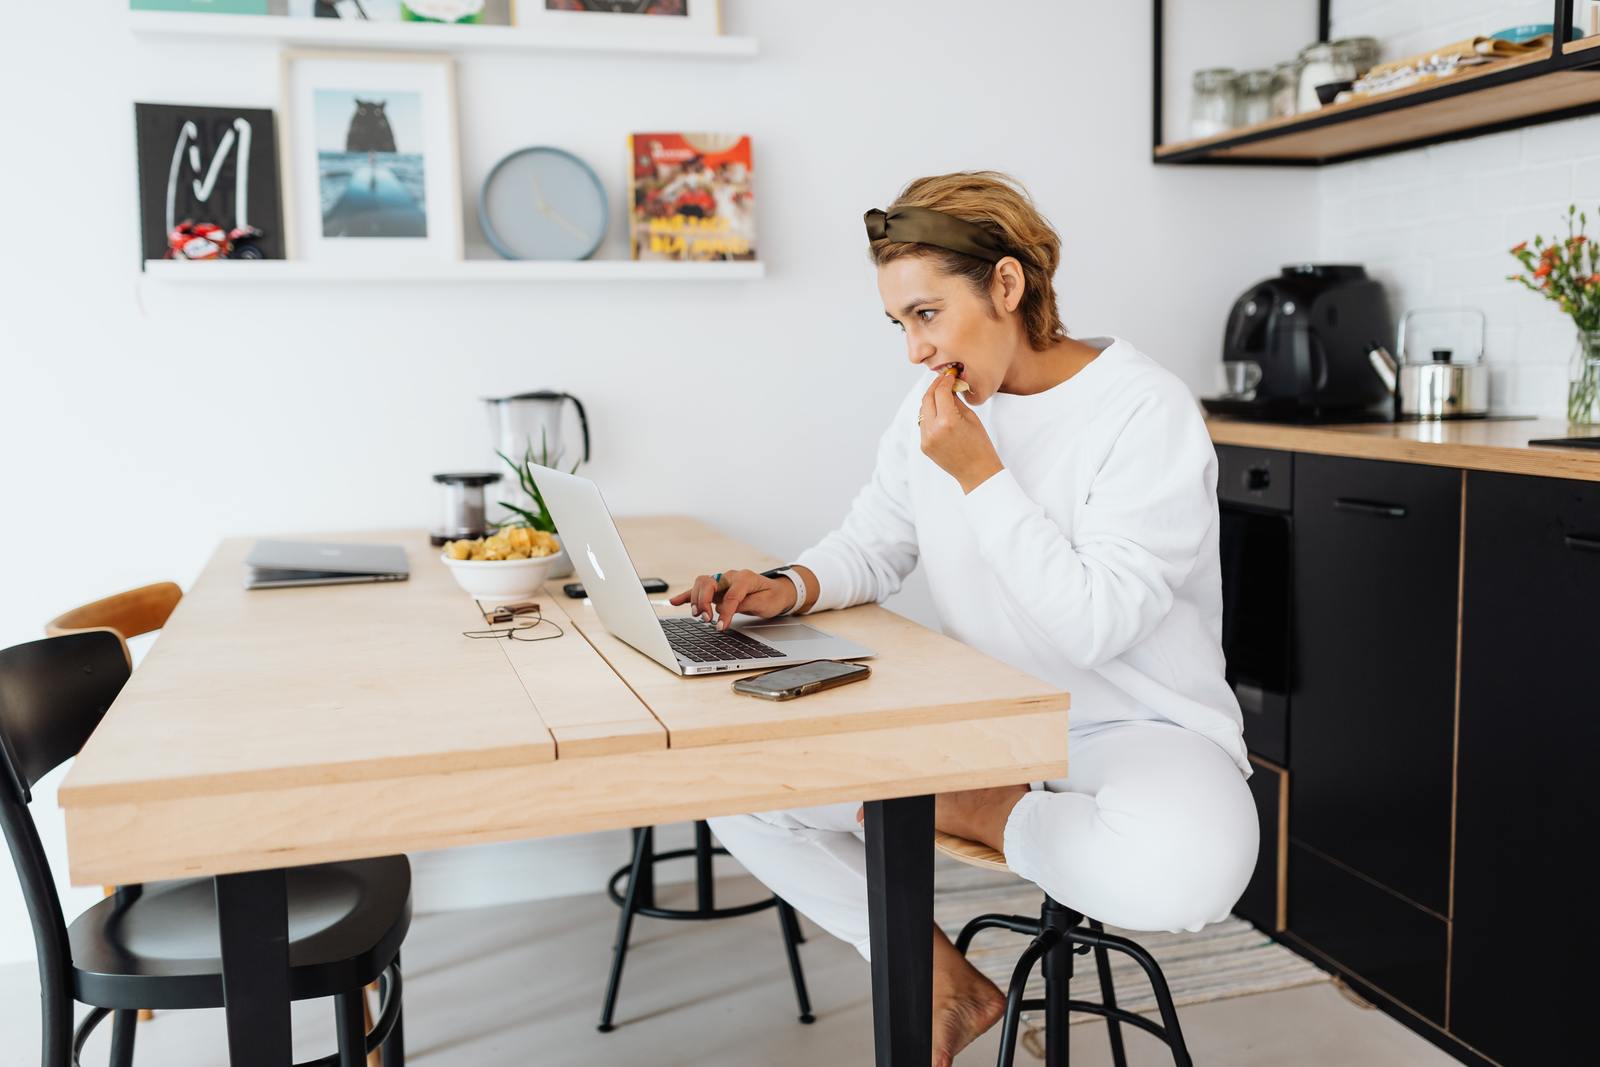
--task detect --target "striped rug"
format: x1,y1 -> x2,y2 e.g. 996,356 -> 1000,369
932,858 -> 1329,1051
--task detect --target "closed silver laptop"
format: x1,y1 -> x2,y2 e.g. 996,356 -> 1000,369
244,540 -> 409,590
532,465 -> 874,676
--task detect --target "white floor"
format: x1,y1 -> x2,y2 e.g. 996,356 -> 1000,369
2,876 -> 1461,1066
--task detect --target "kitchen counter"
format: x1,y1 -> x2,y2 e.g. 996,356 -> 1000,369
1205,416 -> 1600,482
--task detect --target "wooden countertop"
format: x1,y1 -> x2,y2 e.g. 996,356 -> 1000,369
1205,416 -> 1600,482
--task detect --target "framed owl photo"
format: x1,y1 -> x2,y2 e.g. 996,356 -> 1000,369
279,50 -> 462,263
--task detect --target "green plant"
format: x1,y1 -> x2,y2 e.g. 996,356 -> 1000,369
495,429 -> 578,534
1506,204 -> 1600,332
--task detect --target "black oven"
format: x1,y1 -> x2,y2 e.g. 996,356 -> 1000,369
1216,446 -> 1293,766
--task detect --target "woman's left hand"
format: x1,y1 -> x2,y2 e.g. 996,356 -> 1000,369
919,371 -> 1004,493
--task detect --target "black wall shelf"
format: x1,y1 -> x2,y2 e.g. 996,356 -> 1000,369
1153,0 -> 1600,166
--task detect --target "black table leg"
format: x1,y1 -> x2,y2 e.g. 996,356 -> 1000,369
215,869 -> 293,1067
863,794 -> 934,1066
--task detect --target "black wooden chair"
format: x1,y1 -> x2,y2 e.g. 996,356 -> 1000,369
598,821 -> 812,1032
937,832 -> 1193,1067
0,632 -> 410,1067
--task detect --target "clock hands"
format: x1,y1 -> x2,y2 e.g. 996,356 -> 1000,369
529,172 -> 593,245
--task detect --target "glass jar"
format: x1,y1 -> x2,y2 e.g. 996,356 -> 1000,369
1334,36 -> 1382,78
1189,68 -> 1239,139
1236,69 -> 1275,127
1570,329 -> 1600,425
1270,60 -> 1302,117
430,471 -> 502,546
1297,36 -> 1383,111
1298,41 -> 1350,111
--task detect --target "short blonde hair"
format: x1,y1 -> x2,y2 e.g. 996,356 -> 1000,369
869,171 -> 1065,351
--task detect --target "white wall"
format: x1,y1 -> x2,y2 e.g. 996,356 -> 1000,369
0,0 -> 1317,967
1320,0 -> 1600,415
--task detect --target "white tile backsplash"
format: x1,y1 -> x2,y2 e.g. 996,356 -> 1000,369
1318,2 -> 1599,416
1575,156 -> 1600,199
1475,163 -> 1574,210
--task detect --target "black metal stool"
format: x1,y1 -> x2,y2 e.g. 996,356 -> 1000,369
598,821 -> 813,1032
939,832 -> 1192,1067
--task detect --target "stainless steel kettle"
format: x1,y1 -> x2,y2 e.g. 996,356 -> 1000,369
1367,307 -> 1490,419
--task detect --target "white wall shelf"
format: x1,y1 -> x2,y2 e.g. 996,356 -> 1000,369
139,258 -> 764,283
128,10 -> 759,59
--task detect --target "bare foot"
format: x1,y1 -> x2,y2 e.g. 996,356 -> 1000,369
932,928 -> 1005,1066
935,784 -> 1029,854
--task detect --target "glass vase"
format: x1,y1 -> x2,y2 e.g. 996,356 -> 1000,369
1571,330 -> 1600,426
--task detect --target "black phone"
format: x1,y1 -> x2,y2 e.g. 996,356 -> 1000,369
563,577 -> 668,598
731,660 -> 871,701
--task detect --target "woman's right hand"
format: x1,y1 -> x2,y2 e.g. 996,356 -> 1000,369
670,569 -> 797,630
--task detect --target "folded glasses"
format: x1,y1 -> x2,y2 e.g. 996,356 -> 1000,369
462,600 -> 565,642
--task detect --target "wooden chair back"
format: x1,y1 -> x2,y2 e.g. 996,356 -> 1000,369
44,582 -> 182,666
935,831 -> 1012,873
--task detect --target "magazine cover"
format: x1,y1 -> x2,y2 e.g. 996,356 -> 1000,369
628,133 -> 755,261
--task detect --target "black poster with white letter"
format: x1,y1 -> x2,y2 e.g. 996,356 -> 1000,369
134,103 -> 285,264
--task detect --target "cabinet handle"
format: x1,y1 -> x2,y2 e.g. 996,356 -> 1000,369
1333,497 -> 1408,519
1566,533 -> 1600,554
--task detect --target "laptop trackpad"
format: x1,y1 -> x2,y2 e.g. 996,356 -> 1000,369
742,623 -> 830,643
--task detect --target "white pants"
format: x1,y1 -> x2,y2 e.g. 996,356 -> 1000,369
708,721 -> 1258,959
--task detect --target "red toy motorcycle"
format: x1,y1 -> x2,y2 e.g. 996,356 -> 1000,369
165,220 -> 267,261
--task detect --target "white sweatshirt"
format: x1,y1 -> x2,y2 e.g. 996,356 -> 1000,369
795,336 -> 1249,775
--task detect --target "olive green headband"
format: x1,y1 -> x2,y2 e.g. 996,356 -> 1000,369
863,206 -> 1017,263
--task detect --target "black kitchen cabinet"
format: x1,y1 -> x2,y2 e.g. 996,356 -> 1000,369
1287,842 -> 1448,1025
1289,454 -> 1459,916
1234,756 -> 1286,932
1451,471 -> 1600,1064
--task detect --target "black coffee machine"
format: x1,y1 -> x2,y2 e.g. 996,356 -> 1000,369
1202,264 -> 1394,424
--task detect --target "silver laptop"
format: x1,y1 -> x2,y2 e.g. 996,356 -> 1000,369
244,540 -> 409,590
533,465 -> 874,676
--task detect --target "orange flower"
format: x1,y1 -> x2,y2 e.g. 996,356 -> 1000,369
1574,235 -> 1589,246
1592,273 -> 1600,285
1511,240 -> 1528,253
1534,261 -> 1553,279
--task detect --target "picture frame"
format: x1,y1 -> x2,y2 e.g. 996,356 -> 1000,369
285,0 -> 513,25
520,0 -> 720,37
133,102 -> 286,264
278,49 -> 462,263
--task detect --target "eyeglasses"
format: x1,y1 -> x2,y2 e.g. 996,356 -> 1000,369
462,600 -> 565,643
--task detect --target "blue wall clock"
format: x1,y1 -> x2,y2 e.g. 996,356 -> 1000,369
479,146 -> 609,261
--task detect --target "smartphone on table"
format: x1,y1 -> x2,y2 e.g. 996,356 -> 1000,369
732,660 -> 871,701
564,577 -> 668,597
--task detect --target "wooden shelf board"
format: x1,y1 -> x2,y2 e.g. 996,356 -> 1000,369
128,10 -> 758,58
139,258 -> 765,283
1154,48 -> 1600,164
1565,34 -> 1600,55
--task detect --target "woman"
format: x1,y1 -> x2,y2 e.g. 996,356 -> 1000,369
673,172 -> 1257,1065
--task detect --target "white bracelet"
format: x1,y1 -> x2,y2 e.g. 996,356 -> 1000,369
767,566 -> 807,616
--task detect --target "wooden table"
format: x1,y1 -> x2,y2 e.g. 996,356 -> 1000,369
60,518 -> 1069,1066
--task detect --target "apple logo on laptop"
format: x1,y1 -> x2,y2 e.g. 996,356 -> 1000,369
586,543 -> 606,582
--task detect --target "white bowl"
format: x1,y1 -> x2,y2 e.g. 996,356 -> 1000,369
440,552 -> 557,601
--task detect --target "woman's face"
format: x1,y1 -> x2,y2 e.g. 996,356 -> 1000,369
877,254 -> 1022,405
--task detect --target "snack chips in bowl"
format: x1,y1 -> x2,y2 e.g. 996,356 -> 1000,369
443,526 -> 560,561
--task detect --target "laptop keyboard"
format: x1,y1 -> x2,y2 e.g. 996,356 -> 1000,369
660,616 -> 786,663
